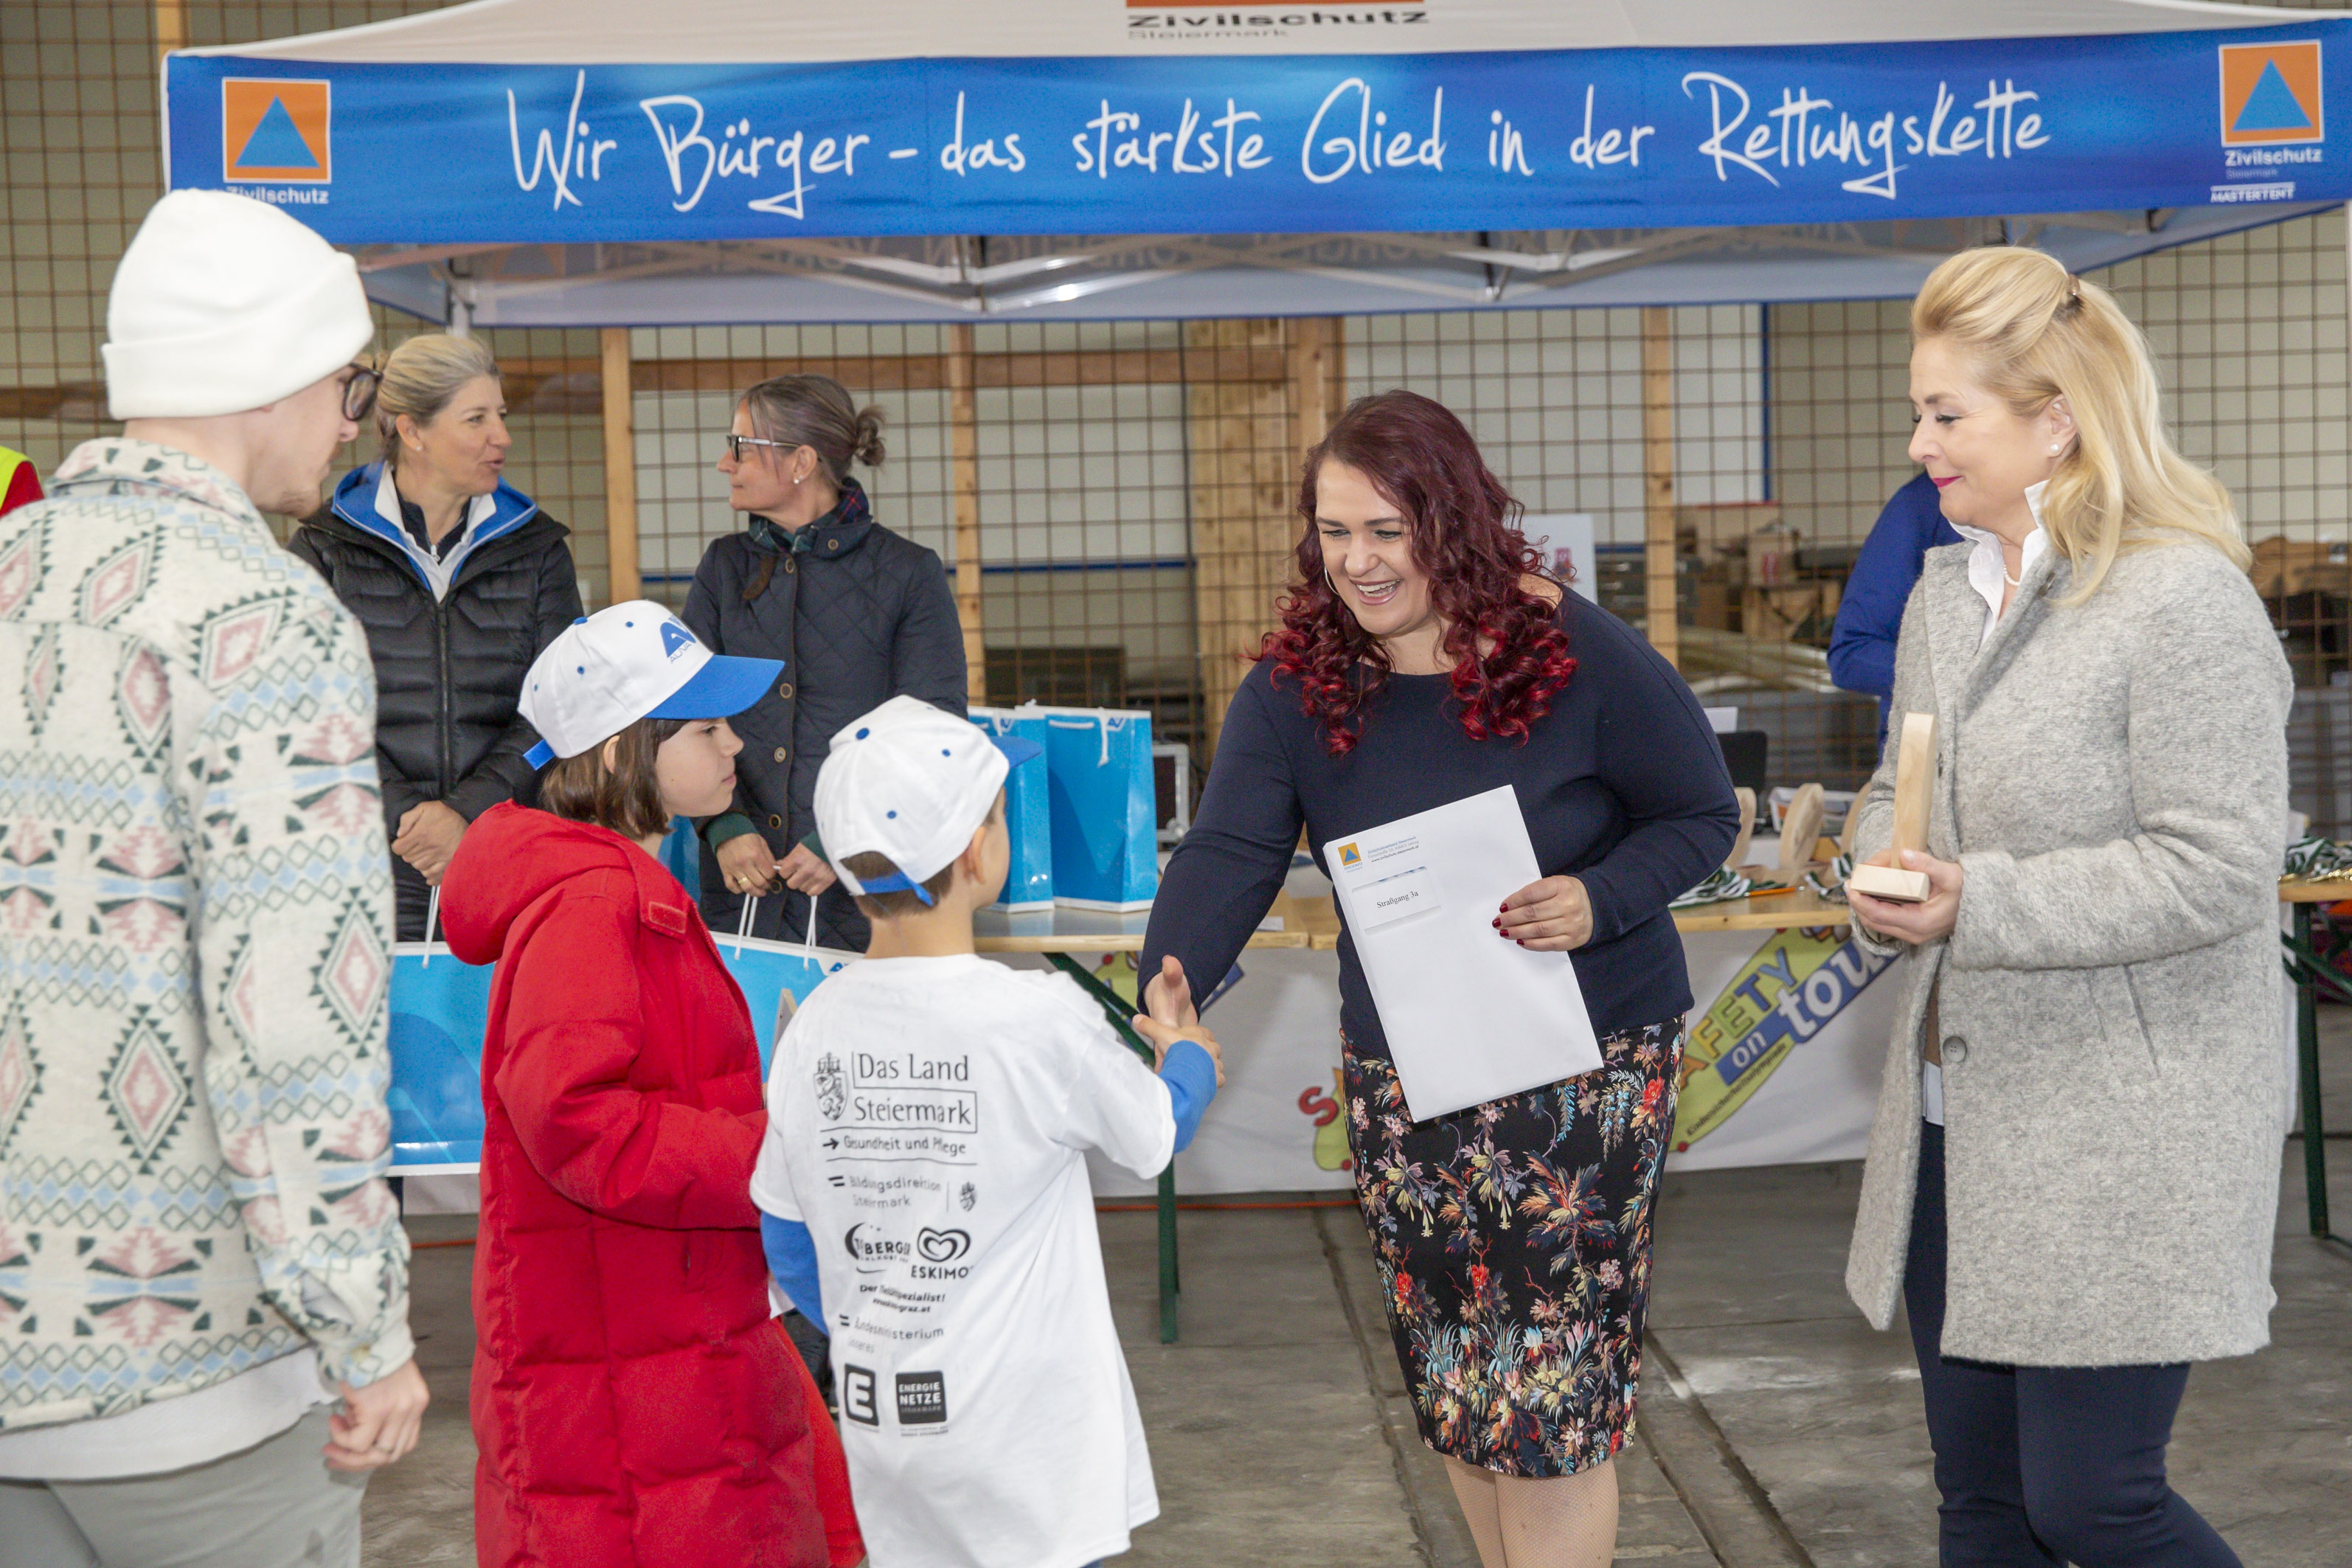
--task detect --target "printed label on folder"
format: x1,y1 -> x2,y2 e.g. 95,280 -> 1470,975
1336,832 -> 1441,930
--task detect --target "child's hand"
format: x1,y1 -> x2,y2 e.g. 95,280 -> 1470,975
1132,1014 -> 1225,1087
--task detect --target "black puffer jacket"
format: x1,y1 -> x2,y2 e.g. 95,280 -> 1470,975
683,479 -> 966,950
293,463 -> 583,940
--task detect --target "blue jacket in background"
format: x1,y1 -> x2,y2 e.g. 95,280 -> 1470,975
1828,471 -> 1963,746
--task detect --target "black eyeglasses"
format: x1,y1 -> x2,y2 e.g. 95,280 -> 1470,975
724,433 -> 792,463
341,364 -> 381,423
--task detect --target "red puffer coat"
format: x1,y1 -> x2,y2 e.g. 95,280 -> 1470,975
443,802 -> 830,1568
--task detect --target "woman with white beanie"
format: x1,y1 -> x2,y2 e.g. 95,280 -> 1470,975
0,189 -> 428,1567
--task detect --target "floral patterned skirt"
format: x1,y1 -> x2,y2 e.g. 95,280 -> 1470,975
1345,1016 -> 1685,1478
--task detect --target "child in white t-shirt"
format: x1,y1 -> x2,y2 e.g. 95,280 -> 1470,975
751,695 -> 1223,1568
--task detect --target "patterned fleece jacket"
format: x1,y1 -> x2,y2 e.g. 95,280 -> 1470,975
0,440 -> 412,1431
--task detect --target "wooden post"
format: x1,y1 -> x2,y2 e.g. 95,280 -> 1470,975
598,327 -> 639,607
1187,319 -> 1297,763
1640,306 -> 1679,668
1286,316 -> 1344,459
948,324 -> 985,706
155,0 -> 185,58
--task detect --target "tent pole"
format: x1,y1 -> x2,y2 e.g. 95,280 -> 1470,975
948,324 -> 985,706
1641,305 -> 1679,670
154,1 -> 184,58
599,327 -> 639,608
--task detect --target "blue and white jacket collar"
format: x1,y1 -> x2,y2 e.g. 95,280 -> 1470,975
328,460 -> 540,600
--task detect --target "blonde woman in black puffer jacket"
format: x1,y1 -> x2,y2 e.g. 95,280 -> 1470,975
293,333 -> 582,940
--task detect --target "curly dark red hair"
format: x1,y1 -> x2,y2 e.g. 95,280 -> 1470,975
1261,389 -> 1576,756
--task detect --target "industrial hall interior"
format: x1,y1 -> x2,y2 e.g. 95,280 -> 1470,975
0,2 -> 2348,1567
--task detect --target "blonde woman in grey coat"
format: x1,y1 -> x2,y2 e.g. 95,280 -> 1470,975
1844,246 -> 2289,1568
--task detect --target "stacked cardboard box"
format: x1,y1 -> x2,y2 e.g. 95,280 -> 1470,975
1676,502 -> 1845,645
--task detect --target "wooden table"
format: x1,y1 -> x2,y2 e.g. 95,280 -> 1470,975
1004,875 -> 2352,1342
2278,880 -> 2350,1252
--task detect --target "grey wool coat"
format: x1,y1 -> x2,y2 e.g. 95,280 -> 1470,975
1844,534 -> 2292,1367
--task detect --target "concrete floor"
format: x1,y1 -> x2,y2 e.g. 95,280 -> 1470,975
364,1015 -> 2352,1566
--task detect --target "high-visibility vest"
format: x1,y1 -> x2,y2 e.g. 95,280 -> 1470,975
0,447 -> 41,518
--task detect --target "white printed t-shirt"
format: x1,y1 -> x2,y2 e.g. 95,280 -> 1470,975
750,954 -> 1175,1568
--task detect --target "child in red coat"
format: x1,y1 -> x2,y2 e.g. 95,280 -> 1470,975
441,603 -> 858,1568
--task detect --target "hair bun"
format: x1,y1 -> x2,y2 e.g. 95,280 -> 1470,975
853,405 -> 888,468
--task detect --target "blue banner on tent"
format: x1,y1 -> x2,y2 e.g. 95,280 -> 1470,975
167,25 -> 2352,242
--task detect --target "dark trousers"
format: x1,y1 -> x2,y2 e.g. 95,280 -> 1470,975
1904,1121 -> 2239,1567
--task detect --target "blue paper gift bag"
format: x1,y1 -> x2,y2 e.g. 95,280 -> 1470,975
1035,705 -> 1159,910
970,706 -> 1054,911
717,897 -> 860,1075
388,897 -> 855,1171
386,943 -> 496,1171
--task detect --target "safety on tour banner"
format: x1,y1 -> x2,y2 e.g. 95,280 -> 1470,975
1673,926 -> 1894,1154
167,24 -> 2351,242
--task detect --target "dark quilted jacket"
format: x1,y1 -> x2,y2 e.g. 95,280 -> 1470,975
293,464 -> 583,940
681,481 -> 965,949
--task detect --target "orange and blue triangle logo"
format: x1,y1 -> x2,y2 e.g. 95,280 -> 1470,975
2220,41 -> 2323,148
222,79 -> 331,181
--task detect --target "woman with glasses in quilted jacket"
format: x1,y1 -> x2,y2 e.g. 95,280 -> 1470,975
684,374 -> 967,954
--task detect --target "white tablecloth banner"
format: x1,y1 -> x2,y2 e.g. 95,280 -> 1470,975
1085,923 -> 1909,1197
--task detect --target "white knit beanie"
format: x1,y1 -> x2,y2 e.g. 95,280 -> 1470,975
103,190 -> 373,420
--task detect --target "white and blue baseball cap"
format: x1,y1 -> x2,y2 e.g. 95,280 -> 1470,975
814,695 -> 1042,906
518,601 -> 782,768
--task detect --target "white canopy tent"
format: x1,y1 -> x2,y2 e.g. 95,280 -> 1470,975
170,0 -> 2352,325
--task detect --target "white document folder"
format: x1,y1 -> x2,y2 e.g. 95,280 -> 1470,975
1325,785 -> 1605,1120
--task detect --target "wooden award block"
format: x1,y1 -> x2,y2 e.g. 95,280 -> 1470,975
1724,786 -> 1756,873
1777,783 -> 1826,873
1845,710 -> 1935,903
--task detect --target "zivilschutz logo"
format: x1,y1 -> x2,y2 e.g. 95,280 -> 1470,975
2219,41 -> 2322,148
222,80 -> 332,182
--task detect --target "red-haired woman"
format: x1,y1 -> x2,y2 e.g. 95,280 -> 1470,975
1141,390 -> 1737,1567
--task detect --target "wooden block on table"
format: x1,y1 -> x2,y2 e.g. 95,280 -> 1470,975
1724,786 -> 1755,873
1724,791 -> 1758,873
1777,783 -> 1825,872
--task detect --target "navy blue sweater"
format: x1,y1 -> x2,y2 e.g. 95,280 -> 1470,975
1828,472 -> 1962,745
1142,595 -> 1740,1057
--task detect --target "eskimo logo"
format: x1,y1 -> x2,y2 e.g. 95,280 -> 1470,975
223,80 -> 330,183
2220,41 -> 2323,148
658,620 -> 696,659
915,1227 -> 970,1263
